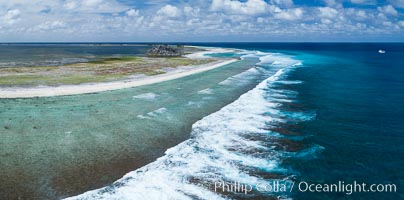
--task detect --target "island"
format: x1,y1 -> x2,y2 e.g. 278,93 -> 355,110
0,46 -> 238,98
146,44 -> 184,57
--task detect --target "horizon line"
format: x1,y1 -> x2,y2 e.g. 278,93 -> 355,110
1,41 -> 403,44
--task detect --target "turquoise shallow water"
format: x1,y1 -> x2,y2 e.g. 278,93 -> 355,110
0,58 -> 262,199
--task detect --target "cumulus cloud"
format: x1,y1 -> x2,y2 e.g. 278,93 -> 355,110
356,10 -> 368,20
63,0 -> 127,12
35,21 -> 66,31
183,6 -> 200,17
2,9 -> 21,25
157,5 -> 181,17
377,5 -> 398,16
126,9 -> 140,17
273,8 -> 303,21
211,0 -> 270,15
0,0 -> 402,41
64,1 -> 78,10
318,7 -> 339,18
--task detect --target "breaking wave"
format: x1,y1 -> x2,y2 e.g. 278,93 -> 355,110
133,93 -> 159,101
67,51 -> 319,200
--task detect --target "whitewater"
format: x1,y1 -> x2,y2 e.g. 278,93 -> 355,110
67,51 -> 316,200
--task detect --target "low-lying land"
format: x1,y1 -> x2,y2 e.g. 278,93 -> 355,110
0,47 -> 238,98
0,56 -> 215,87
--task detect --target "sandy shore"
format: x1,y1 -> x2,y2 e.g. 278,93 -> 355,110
0,48 -> 238,98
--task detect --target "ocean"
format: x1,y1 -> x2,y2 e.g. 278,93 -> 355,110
0,43 -> 403,200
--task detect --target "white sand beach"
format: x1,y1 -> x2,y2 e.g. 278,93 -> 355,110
0,48 -> 238,98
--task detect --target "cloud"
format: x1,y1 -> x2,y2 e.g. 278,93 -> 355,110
2,9 -> 21,25
272,0 -> 294,8
0,0 -> 402,42
377,5 -> 398,16
318,7 -> 338,18
323,0 -> 342,8
388,0 -> 404,8
63,0 -> 128,13
211,0 -> 270,15
273,8 -> 303,20
64,1 -> 78,10
82,0 -> 103,7
35,21 -> 66,31
350,0 -> 376,5
356,10 -> 368,19
157,5 -> 181,17
126,9 -> 140,17
183,6 -> 200,17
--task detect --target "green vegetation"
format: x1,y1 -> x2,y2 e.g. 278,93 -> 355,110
0,56 -> 215,87
0,73 -> 125,86
88,56 -> 144,64
143,70 -> 166,76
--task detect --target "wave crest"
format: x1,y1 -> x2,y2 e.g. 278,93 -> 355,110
67,52 -> 318,200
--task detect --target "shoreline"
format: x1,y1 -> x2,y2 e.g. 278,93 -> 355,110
0,48 -> 238,99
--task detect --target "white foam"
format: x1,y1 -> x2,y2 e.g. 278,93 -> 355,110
136,115 -> 149,119
197,88 -> 214,95
258,54 -> 301,67
218,67 -> 260,86
187,101 -> 203,108
276,80 -> 303,85
133,93 -> 159,100
148,107 -> 167,116
185,47 -> 237,59
137,107 -> 167,119
67,53 -> 308,200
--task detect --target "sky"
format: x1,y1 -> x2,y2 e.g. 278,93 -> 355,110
0,0 -> 403,42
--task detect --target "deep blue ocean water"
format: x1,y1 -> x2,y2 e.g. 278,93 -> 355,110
188,43 -> 404,199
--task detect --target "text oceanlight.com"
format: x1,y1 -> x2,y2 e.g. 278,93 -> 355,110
296,181 -> 397,195
213,181 -> 397,195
